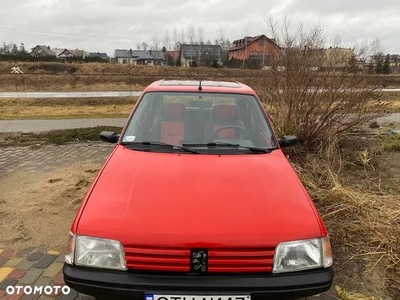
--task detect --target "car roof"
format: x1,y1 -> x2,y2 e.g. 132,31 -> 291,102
142,80 -> 257,95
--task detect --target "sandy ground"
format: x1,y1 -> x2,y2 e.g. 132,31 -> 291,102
0,162 -> 101,252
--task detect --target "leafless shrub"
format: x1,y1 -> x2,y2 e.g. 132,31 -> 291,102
258,17 -> 386,150
290,143 -> 400,298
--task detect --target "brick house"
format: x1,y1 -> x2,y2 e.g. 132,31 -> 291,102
229,35 -> 279,66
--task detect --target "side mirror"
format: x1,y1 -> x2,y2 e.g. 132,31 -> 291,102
279,135 -> 298,147
100,131 -> 119,143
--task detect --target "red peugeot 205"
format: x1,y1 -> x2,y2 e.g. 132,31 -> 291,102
63,80 -> 333,300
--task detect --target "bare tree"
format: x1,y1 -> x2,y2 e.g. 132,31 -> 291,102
256,16 -> 384,149
1,42 -> 11,55
197,26 -> 204,45
141,42 -> 149,51
215,27 -> 231,51
187,24 -> 196,45
197,26 -> 205,66
217,27 -> 226,44
180,28 -> 186,44
163,30 -> 171,51
19,43 -> 27,54
172,27 -> 179,43
152,34 -> 161,51
171,27 -> 181,51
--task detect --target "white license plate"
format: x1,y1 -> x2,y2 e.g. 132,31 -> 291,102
144,294 -> 251,300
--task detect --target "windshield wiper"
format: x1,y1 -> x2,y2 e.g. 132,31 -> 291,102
182,142 -> 272,153
121,141 -> 198,154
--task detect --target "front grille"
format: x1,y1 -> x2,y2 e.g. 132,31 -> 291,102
208,248 -> 275,273
124,246 -> 190,272
124,246 -> 275,274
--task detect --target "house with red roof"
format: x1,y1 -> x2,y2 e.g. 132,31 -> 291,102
229,35 -> 279,66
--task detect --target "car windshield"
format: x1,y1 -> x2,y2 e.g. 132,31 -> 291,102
121,91 -> 277,153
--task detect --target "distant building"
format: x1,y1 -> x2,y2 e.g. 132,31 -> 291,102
229,35 -> 279,66
51,48 -> 65,57
165,50 -> 180,66
115,49 -> 165,65
30,45 -> 56,57
323,47 -> 353,68
387,54 -> 400,67
306,47 -> 354,69
89,52 -> 109,60
179,44 -> 223,67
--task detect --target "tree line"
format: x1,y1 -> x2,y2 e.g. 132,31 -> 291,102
0,42 -> 28,55
136,25 -> 231,51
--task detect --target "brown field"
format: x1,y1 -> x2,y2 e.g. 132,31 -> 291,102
1,62 -> 400,92
373,92 -> 400,112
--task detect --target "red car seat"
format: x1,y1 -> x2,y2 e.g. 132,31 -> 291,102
204,104 -> 245,141
150,103 -> 189,145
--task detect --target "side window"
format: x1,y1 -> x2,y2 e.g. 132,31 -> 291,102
253,102 -> 274,147
237,97 -> 273,147
123,97 -> 153,141
247,102 -> 259,140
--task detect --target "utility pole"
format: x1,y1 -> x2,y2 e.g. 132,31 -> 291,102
262,38 -> 266,69
129,49 -> 132,92
242,38 -> 247,69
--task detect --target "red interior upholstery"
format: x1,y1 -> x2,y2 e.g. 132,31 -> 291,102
212,104 -> 237,120
212,104 -> 237,139
162,103 -> 186,119
159,103 -> 186,144
160,122 -> 185,144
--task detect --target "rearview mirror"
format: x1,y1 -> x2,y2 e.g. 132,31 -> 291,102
100,131 -> 119,143
279,135 -> 298,147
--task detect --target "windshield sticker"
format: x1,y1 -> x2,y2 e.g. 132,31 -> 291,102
123,136 -> 136,142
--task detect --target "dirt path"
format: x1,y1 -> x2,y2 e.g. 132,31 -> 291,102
0,143 -> 113,252
0,162 -> 102,252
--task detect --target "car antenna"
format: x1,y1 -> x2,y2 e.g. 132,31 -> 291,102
198,77 -> 202,91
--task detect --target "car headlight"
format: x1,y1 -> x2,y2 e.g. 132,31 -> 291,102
65,232 -> 75,265
65,233 -> 127,271
273,236 -> 333,273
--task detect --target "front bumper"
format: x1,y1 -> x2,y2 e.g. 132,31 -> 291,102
63,264 -> 333,300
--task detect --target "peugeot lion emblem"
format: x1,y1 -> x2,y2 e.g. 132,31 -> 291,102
191,249 -> 208,273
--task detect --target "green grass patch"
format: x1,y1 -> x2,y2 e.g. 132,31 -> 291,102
383,134 -> 400,151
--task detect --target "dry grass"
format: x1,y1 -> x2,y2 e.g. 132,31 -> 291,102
371,92 -> 400,113
335,286 -> 383,300
262,91 -> 400,114
0,105 -> 132,119
287,137 -> 400,299
0,97 -> 136,119
1,62 -> 400,93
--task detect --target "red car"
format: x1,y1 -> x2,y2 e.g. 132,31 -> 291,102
63,80 -> 333,300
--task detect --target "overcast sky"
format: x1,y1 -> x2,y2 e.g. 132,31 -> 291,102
0,0 -> 399,57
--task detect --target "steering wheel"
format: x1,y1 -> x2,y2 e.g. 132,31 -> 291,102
211,126 -> 250,140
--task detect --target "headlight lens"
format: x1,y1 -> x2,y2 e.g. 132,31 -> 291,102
273,236 -> 333,273
74,235 -> 127,270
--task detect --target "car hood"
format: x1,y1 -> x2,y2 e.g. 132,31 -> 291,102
77,146 -> 322,247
